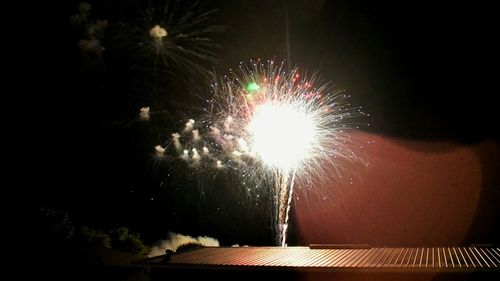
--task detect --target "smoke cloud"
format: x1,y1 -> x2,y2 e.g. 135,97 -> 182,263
148,232 -> 219,257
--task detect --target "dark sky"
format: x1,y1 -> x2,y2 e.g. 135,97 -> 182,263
7,0 -> 499,250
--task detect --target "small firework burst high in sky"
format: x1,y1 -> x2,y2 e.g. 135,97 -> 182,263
107,0 -> 223,85
156,60 -> 368,246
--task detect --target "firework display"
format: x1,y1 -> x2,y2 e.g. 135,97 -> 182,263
16,2 -> 498,275
110,0 -> 223,82
155,60 -> 368,246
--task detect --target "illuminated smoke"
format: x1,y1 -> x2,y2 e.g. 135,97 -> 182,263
149,232 -> 219,257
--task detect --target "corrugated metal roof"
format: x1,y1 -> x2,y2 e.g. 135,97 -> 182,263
141,246 -> 500,272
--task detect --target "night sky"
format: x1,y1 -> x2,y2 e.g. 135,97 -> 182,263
7,0 -> 499,257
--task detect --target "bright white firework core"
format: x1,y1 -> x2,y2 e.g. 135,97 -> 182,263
247,102 -> 316,172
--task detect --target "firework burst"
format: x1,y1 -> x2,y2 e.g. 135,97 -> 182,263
109,0 -> 223,83
158,60 -> 368,246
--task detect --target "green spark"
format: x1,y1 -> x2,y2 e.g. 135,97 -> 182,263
245,82 -> 260,92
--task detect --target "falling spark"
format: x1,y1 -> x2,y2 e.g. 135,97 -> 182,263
139,106 -> 151,121
172,133 -> 182,152
192,148 -> 200,162
192,129 -> 201,142
154,145 -> 166,159
182,149 -> 189,160
149,25 -> 167,41
184,119 -> 195,132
